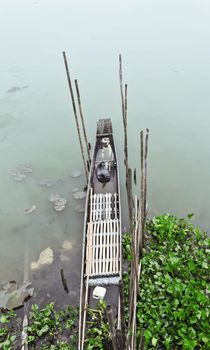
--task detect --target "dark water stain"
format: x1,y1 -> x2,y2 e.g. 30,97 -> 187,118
6,85 -> 29,94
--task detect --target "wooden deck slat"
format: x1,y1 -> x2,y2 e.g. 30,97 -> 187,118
85,220 -> 120,277
85,191 -> 121,277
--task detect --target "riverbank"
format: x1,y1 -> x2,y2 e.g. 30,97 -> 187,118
1,214 -> 209,349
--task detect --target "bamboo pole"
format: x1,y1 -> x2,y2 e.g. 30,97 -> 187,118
119,280 -> 126,348
144,129 -> 149,218
119,54 -> 125,124
119,55 -> 133,228
74,79 -> 91,165
140,130 -> 145,247
21,234 -> 29,350
62,51 -> 88,181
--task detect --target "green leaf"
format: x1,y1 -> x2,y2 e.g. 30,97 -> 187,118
202,261 -> 208,269
0,314 -> 8,324
183,338 -> 197,349
144,329 -> 152,343
187,213 -> 194,219
201,335 -> 209,343
167,286 -> 173,293
152,337 -> 158,346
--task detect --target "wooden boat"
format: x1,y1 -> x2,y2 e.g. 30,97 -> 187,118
79,118 -> 122,349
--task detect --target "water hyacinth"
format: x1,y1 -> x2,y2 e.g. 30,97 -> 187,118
11,163 -> 33,182
53,198 -> 67,212
73,191 -> 86,200
70,170 -> 81,178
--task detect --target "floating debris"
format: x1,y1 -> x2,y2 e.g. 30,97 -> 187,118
62,240 -> 73,251
0,280 -> 34,309
25,205 -> 36,214
72,187 -> 79,193
6,85 -> 29,94
11,163 -> 33,182
30,247 -> 53,270
59,254 -> 70,262
48,194 -> 60,203
53,198 -> 67,212
39,178 -> 53,187
14,173 -> 26,182
70,170 -> 81,178
73,191 -> 86,200
74,204 -> 85,213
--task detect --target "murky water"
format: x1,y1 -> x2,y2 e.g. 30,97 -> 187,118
0,0 -> 210,290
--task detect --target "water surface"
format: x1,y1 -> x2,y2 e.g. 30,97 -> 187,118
0,0 -> 210,291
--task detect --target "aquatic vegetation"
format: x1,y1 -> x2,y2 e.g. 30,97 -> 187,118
123,214 -> 210,349
11,163 -> 32,182
73,191 -> 86,200
85,300 -> 111,350
70,171 -> 81,178
0,309 -> 19,349
54,198 -> 67,212
0,304 -> 78,349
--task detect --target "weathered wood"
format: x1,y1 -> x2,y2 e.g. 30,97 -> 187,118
119,56 -> 133,228
74,79 -> 91,165
119,280 -> 126,348
116,329 -> 124,349
21,234 -> 30,350
62,51 -> 88,180
106,305 -> 119,350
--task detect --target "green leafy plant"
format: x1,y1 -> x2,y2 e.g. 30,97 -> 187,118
0,310 -> 18,350
27,303 -> 78,349
85,300 -> 111,350
136,214 -> 210,349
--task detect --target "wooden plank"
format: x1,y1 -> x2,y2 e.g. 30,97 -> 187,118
110,222 -> 113,273
116,219 -> 119,271
102,220 -> 106,274
98,222 -> 103,275
92,221 -> 97,275
105,221 -> 109,274
100,193 -> 103,220
93,194 -> 96,221
114,193 -> 117,219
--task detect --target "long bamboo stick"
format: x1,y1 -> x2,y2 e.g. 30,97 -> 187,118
144,129 -> 149,218
62,51 -> 88,181
21,234 -> 29,350
74,79 -> 91,165
119,54 -> 125,125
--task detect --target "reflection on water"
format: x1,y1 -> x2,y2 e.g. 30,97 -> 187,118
0,0 -> 210,292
